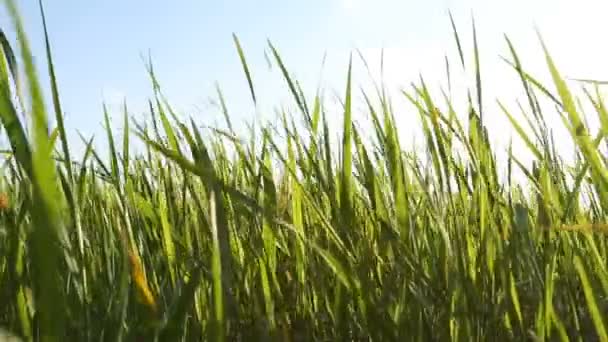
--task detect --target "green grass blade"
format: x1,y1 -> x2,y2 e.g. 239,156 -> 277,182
573,255 -> 608,341
340,55 -> 353,231
497,100 -> 542,160
103,104 -> 120,186
4,1 -> 66,340
449,11 -> 465,70
232,33 -> 257,106
538,32 -> 608,192
208,190 -> 225,342
471,16 -> 483,122
268,41 -> 310,120
122,102 -> 130,174
38,0 -> 72,183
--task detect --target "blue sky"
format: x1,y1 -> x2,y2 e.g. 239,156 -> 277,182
1,0 -> 608,163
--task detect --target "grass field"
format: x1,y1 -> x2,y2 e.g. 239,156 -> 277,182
1,1 -> 608,341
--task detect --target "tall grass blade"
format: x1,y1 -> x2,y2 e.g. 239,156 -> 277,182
232,33 -> 257,106
4,1 -> 67,340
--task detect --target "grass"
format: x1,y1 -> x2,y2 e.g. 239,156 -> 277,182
1,1 -> 608,341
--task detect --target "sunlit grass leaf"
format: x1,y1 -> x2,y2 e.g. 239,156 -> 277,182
4,1 -> 67,340
233,33 -> 256,106
573,255 -> 608,341
538,32 -> 608,192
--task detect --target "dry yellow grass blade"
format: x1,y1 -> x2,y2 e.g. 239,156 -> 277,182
128,248 -> 158,315
548,223 -> 608,234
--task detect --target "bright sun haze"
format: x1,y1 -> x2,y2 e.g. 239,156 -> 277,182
0,0 -> 606,166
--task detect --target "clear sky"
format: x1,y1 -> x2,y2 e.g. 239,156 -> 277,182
1,0 -> 607,165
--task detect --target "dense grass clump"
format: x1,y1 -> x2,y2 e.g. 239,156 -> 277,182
1,1 -> 608,341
